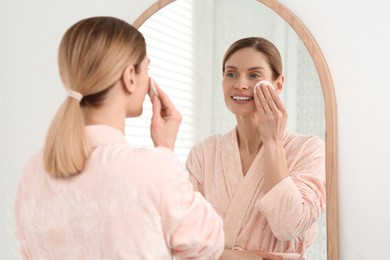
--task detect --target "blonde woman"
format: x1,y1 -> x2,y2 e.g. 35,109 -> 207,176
186,37 -> 325,260
15,16 -> 224,259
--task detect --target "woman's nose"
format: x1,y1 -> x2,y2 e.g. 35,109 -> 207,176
234,79 -> 250,89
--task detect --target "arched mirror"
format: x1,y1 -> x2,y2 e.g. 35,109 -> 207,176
130,0 -> 338,259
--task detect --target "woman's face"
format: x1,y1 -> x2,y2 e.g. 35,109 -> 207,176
222,47 -> 278,115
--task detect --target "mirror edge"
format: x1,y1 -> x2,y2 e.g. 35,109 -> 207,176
133,0 -> 175,28
256,1 -> 339,260
132,1 -> 339,259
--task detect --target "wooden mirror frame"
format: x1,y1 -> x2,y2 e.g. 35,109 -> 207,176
133,1 -> 339,259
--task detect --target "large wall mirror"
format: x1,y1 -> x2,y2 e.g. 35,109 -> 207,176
130,0 -> 338,259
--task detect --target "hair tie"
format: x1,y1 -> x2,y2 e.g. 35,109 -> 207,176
67,90 -> 83,102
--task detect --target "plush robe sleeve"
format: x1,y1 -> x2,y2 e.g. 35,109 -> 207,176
159,148 -> 224,259
255,137 -> 326,241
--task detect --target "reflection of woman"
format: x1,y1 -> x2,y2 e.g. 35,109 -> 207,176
14,17 -> 224,259
186,37 -> 325,260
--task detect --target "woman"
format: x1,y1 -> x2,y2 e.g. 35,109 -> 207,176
186,37 -> 325,260
14,16 -> 224,259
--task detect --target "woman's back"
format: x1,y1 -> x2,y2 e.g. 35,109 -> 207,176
15,125 -> 224,259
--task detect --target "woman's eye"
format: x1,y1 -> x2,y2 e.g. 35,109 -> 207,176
225,72 -> 237,78
249,73 -> 261,79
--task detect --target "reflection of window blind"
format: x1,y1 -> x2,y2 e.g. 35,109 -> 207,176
125,0 -> 196,163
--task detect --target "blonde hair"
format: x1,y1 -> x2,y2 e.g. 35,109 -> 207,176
44,16 -> 146,178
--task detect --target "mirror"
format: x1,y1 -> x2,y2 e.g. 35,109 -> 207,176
131,0 -> 338,259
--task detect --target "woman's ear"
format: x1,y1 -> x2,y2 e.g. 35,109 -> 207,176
274,74 -> 285,95
122,64 -> 136,94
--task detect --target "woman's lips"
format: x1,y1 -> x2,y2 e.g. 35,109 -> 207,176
231,95 -> 254,104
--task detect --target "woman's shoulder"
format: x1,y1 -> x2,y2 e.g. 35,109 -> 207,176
17,150 -> 46,193
284,131 -> 325,154
285,131 -> 324,145
91,144 -> 187,191
109,144 -> 179,167
21,150 -> 44,175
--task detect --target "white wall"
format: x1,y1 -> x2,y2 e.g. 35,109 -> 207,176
278,0 -> 390,259
1,0 -> 390,259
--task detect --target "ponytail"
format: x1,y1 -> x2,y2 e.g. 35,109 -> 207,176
43,97 -> 90,177
43,16 -> 146,178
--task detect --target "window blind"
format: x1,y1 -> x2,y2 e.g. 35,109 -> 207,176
125,0 -> 196,163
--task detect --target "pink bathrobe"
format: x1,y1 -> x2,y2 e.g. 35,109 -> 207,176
186,128 -> 325,259
15,125 -> 224,260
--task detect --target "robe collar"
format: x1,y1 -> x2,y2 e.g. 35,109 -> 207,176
85,125 -> 126,148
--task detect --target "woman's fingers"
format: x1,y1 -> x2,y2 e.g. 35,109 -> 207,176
258,83 -> 287,116
151,95 -> 162,120
153,83 -> 176,115
254,86 -> 265,116
273,93 -> 288,115
262,84 -> 278,112
256,83 -> 272,114
254,82 -> 287,143
267,85 -> 287,114
150,83 -> 182,150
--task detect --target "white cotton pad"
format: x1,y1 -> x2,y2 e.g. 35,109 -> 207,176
148,77 -> 158,98
253,80 -> 274,95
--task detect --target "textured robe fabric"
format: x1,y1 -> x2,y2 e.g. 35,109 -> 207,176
186,128 -> 325,259
15,125 -> 224,260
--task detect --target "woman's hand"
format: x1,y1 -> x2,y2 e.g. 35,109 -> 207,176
253,82 -> 288,144
254,82 -> 289,193
150,83 -> 182,150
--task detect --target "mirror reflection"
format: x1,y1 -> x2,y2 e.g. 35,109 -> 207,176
128,0 -> 326,259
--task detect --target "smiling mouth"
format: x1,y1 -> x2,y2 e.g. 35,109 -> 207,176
231,96 -> 254,101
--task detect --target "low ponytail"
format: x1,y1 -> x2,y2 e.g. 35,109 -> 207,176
43,97 -> 90,177
43,16 -> 146,178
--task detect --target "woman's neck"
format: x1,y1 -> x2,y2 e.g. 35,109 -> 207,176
82,83 -> 128,134
82,101 -> 126,134
235,114 -> 262,155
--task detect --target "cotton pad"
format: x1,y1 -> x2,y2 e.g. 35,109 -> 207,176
148,77 -> 158,98
253,80 -> 274,95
